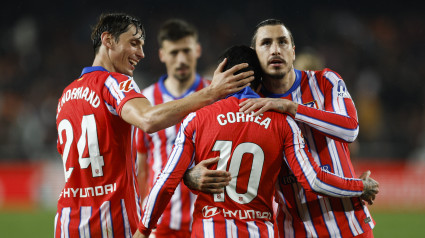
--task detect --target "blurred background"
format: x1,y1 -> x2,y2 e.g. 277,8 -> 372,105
0,0 -> 424,236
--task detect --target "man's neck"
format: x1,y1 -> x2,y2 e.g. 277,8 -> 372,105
262,69 -> 296,95
164,74 -> 196,98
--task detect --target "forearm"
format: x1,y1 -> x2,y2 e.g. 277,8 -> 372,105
142,88 -> 215,133
122,89 -> 215,134
295,104 -> 359,142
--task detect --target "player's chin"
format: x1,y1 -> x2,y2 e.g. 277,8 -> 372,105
125,68 -> 135,77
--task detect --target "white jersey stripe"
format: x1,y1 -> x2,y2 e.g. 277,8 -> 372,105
100,201 -> 114,238
265,221 -> 274,238
319,197 -> 340,238
225,219 -> 237,238
307,71 -> 325,110
324,71 -> 349,116
79,206 -> 91,238
362,201 -> 375,229
60,207 -> 71,238
247,221 -> 260,238
105,76 -> 125,105
203,218 -> 215,238
292,183 -> 317,238
121,199 -> 132,238
54,213 -> 58,237
326,137 -> 344,176
342,198 -> 362,236
170,183 -> 182,230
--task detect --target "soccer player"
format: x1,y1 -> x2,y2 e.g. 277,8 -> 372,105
54,13 -> 253,238
133,45 -> 378,238
186,19 -> 379,237
135,19 -> 209,238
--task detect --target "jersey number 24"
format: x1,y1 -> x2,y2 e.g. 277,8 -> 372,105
58,114 -> 105,182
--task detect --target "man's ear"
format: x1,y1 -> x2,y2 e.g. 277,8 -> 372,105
159,48 -> 165,63
101,32 -> 113,49
196,43 -> 202,59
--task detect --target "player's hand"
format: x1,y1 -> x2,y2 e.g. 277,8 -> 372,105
132,229 -> 148,238
359,170 -> 379,205
239,98 -> 298,117
183,157 -> 231,194
208,58 -> 254,101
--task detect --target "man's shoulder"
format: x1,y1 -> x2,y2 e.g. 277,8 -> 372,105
305,68 -> 342,80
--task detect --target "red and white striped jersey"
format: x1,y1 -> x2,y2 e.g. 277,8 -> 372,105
261,69 -> 375,237
136,74 -> 210,233
55,66 -> 145,238
138,87 -> 364,238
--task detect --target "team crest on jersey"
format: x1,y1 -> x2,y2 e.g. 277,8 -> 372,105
303,100 -> 318,109
119,78 -> 134,92
202,205 -> 221,218
337,80 -> 350,98
320,164 -> 331,172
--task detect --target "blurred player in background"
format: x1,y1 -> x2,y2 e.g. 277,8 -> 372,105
54,12 -> 253,238
136,19 -> 209,238
186,19 -> 378,237
133,45 -> 378,238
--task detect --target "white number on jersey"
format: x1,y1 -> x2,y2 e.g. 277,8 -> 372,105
212,140 -> 264,204
58,115 -> 104,182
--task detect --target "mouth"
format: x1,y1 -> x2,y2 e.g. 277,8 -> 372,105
129,59 -> 138,69
268,57 -> 285,67
176,65 -> 189,73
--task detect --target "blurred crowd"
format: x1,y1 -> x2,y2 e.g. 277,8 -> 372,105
1,1 -> 424,162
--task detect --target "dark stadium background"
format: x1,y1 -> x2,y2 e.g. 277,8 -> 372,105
0,1 -> 424,237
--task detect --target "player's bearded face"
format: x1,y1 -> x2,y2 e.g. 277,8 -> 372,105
160,36 -> 200,82
110,26 -> 145,76
254,25 -> 295,80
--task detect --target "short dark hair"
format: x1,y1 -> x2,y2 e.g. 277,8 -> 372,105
219,45 -> 262,90
157,19 -> 198,47
250,19 -> 295,49
91,13 -> 145,54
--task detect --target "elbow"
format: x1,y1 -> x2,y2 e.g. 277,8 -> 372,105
137,117 -> 161,134
344,125 -> 359,143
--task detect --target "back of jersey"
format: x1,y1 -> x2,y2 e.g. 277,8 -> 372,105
55,67 -> 144,238
187,91 -> 293,237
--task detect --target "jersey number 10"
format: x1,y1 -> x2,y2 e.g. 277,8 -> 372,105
212,140 -> 264,204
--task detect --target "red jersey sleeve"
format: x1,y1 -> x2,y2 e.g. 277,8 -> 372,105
102,72 -> 146,117
282,116 -> 363,197
294,69 -> 359,142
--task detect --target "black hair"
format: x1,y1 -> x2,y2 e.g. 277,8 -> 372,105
250,19 -> 295,49
218,45 -> 262,90
157,19 -> 198,47
91,12 -> 145,54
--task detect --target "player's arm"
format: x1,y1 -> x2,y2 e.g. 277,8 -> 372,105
137,152 -> 148,200
123,60 -> 254,133
283,116 -> 378,200
137,113 -> 197,236
135,129 -> 149,200
240,69 -> 359,142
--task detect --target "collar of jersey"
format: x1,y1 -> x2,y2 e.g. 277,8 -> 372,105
158,74 -> 202,99
80,66 -> 109,77
260,69 -> 302,98
226,86 -> 260,100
